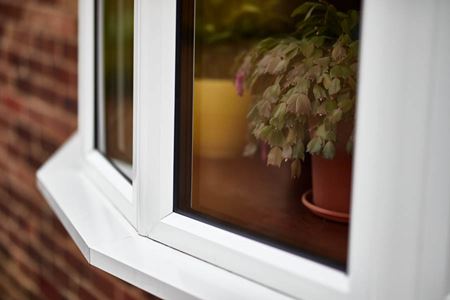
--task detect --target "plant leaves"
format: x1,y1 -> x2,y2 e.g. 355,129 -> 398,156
325,99 -> 338,113
285,64 -> 307,87
306,136 -> 323,154
243,143 -> 258,157
272,58 -> 289,74
330,65 -> 352,79
286,128 -> 297,145
315,124 -> 328,139
315,103 -> 327,116
286,91 -> 298,113
296,93 -> 311,115
292,140 -> 305,161
282,145 -> 293,159
322,73 -> 332,89
267,147 -> 283,167
268,129 -> 284,147
322,141 -> 336,159
313,84 -> 327,100
290,159 -> 302,179
346,135 -> 354,153
340,19 -> 350,34
295,79 -> 310,94
263,83 -> 281,103
257,100 -> 272,118
266,56 -> 286,74
328,78 -> 341,95
257,125 -> 270,140
331,44 -> 347,61
247,104 -> 259,120
291,2 -> 317,17
310,36 -> 325,47
273,102 -> 287,119
270,103 -> 287,129
337,96 -> 354,113
327,130 -> 337,141
300,41 -> 315,58
315,56 -> 331,68
256,38 -> 279,53
307,64 -> 321,80
328,108 -> 343,124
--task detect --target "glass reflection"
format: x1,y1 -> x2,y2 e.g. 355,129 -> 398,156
97,0 -> 134,179
178,0 -> 361,269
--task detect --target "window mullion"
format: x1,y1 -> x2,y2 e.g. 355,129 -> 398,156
135,0 -> 177,235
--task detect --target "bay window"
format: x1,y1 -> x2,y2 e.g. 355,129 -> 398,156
96,0 -> 134,180
37,0 -> 450,299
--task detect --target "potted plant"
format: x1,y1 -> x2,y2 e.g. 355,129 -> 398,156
235,0 -> 359,222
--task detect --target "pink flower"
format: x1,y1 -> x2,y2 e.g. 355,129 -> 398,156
235,70 -> 245,97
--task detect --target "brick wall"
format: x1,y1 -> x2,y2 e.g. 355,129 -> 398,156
0,1 -> 156,299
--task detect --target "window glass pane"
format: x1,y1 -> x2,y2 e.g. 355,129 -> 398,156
96,0 -> 134,179
176,0 -> 361,269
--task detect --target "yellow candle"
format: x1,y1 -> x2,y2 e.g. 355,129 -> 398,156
193,79 -> 251,159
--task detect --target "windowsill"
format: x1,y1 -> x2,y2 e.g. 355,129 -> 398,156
36,133 -> 290,300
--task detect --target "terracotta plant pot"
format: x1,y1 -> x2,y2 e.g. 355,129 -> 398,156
302,121 -> 353,223
193,79 -> 251,159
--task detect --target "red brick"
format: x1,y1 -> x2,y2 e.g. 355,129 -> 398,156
0,2 -> 23,20
0,0 -> 155,299
39,277 -> 64,300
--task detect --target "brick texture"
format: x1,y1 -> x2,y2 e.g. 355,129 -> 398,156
0,1 -> 157,299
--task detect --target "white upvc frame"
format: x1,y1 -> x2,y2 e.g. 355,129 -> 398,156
136,0 -> 450,299
78,0 -> 137,226
38,0 -> 450,299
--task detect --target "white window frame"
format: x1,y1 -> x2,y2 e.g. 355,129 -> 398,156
37,0 -> 450,299
78,0 -> 137,226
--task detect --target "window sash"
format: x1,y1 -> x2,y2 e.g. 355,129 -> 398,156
78,0 -> 137,227
77,0 -> 450,298
134,0 -> 450,299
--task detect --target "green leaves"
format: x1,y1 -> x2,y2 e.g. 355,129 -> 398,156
268,129 -> 284,147
314,124 -> 328,140
307,136 -> 323,154
300,41 -> 315,58
273,102 -> 287,119
322,141 -> 336,159
328,78 -> 341,95
285,128 -> 297,145
282,145 -> 293,159
256,124 -> 272,140
290,159 -> 302,178
292,140 -> 305,161
270,103 -> 287,129
285,64 -> 307,87
263,83 -> 281,103
332,44 -> 347,62
257,100 -> 272,119
328,108 -> 343,124
313,84 -> 327,100
267,147 -> 283,167
330,65 -> 352,79
310,36 -> 325,47
285,89 -> 311,116
291,2 -> 319,18
243,142 -> 258,156
346,134 -> 354,153
272,59 -> 289,74
235,0 -> 359,176
337,94 -> 354,113
322,76 -> 343,99
296,94 -> 311,115
296,79 -> 310,94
